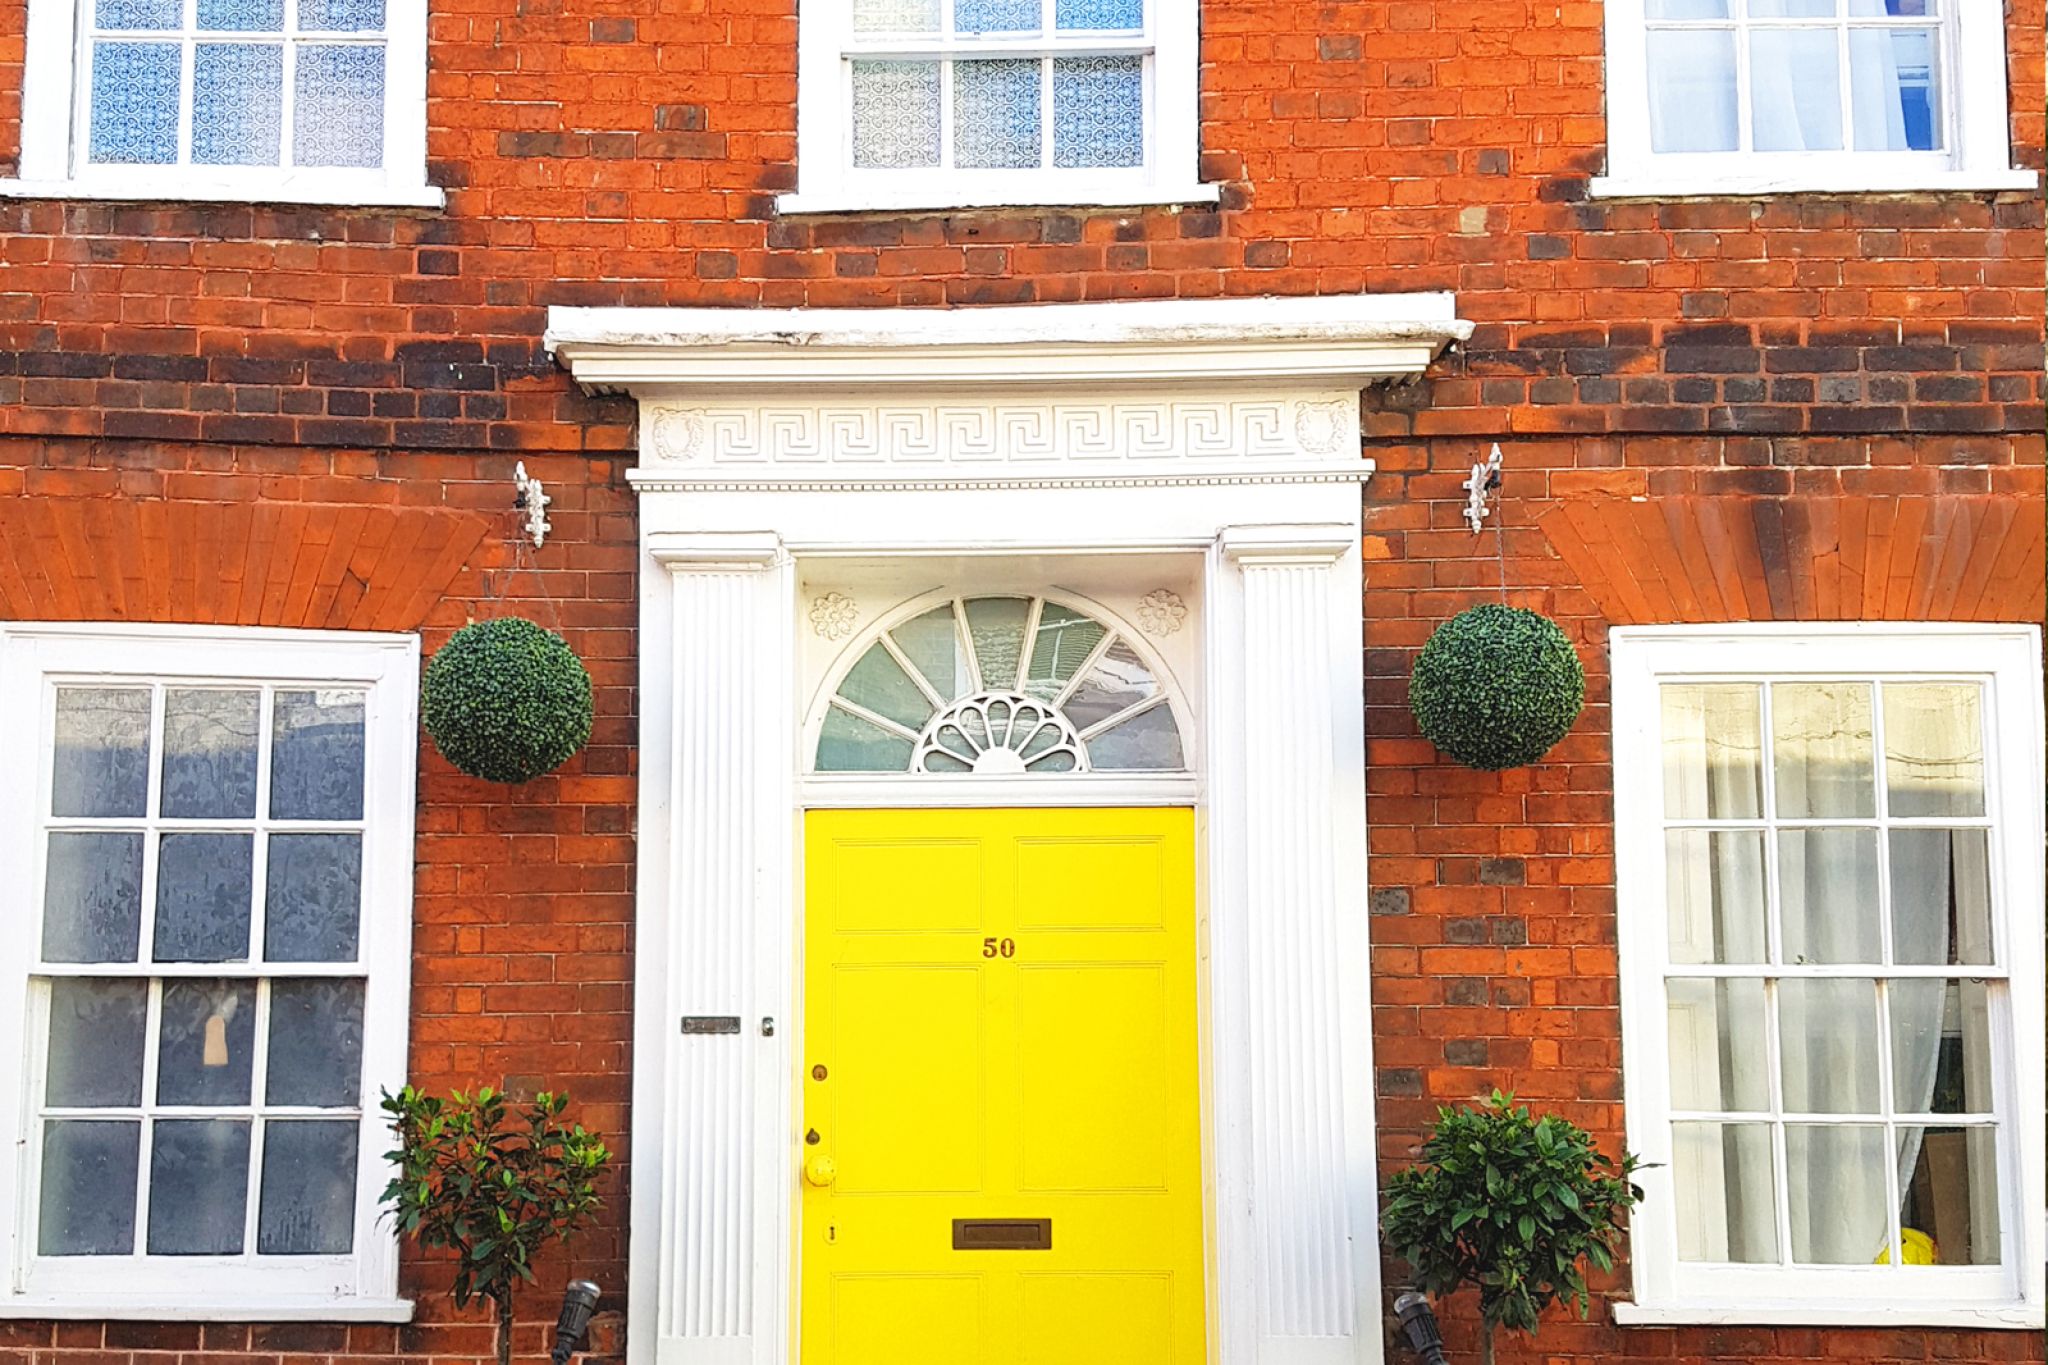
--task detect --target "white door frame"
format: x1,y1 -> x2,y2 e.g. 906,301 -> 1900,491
548,295 -> 1471,1365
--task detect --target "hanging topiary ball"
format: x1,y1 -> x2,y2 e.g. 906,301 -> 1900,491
422,618 -> 594,784
1408,604 -> 1585,771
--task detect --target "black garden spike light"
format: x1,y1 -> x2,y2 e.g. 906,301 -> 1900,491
1393,1292 -> 1450,1365
550,1281 -> 602,1365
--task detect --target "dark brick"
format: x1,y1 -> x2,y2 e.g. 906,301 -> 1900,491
1318,33 -> 1361,59
654,103 -> 707,131
1444,1039 -> 1489,1066
1444,917 -> 1489,944
1243,240 -> 1290,269
1369,887 -> 1411,917
1477,858 -> 1524,885
1666,347 -> 1761,374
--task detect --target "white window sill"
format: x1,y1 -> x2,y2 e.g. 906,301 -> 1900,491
0,1295 -> 415,1322
776,182 -> 1220,215
1589,168 -> 2039,199
0,178 -> 446,209
1614,1301 -> 2045,1330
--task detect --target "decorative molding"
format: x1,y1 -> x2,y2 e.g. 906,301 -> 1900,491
1219,523 -> 1357,566
808,592 -> 858,640
627,464 -> 1377,495
1137,589 -> 1188,637
1291,397 -> 1354,456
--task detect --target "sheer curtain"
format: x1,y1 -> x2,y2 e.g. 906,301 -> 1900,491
1741,2 -> 1916,153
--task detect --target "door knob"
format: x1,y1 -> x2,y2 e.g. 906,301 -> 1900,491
803,1153 -> 837,1188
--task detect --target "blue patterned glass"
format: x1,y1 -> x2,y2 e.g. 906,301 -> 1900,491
95,0 -> 178,28
1055,0 -> 1140,27
954,0 -> 1037,32
298,0 -> 384,31
88,42 -> 181,164
1052,55 -> 1142,167
193,44 -> 283,164
852,0 -> 938,32
850,60 -> 941,168
954,59 -> 1041,168
293,44 -> 385,167
198,0 -> 283,27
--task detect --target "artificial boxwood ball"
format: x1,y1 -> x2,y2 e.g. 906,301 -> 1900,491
422,618 -> 594,784
1408,604 -> 1585,771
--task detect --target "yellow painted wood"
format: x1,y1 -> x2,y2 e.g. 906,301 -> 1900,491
801,807 -> 1205,1365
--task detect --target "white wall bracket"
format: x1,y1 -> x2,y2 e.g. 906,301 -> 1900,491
514,462 -> 552,549
1462,442 -> 1503,533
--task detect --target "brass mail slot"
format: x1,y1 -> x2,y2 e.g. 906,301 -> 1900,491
952,1218 -> 1052,1251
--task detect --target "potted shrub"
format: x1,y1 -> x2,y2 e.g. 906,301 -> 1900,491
1382,1091 -> 1641,1365
421,618 -> 594,784
1408,605 -> 1585,770
381,1086 -> 611,1365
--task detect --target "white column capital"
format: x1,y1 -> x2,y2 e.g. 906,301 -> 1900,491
650,530 -> 785,569
1219,523 -> 1356,566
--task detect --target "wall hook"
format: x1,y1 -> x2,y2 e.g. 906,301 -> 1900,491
1462,442 -> 1503,534
514,461 -> 552,549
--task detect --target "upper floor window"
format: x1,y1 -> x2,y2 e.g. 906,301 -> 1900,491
0,624 -> 419,1320
1595,0 -> 2033,196
783,0 -> 1209,213
2,0 -> 436,205
1611,625 -> 2044,1329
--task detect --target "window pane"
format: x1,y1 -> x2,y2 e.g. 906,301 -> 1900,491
1665,829 -> 1767,964
851,60 -> 941,169
1752,0 -> 1834,13
1750,27 -> 1843,152
259,1120 -> 358,1253
1671,1121 -> 1778,1262
1897,1126 -> 1999,1265
161,688 -> 261,818
1056,0 -> 1142,26
52,687 -> 152,818
1052,56 -> 1143,168
955,59 -> 1042,170
1786,1123 -> 1887,1262
1891,978 -> 1995,1115
817,705 -> 915,772
1889,828 -> 1992,966
853,0 -> 940,33
1883,683 -> 1983,817
838,642 -> 935,732
963,597 -> 1032,692
1023,604 -> 1108,702
890,606 -> 962,702
1666,977 -> 1770,1111
270,690 -> 366,819
96,0 -> 179,25
154,832 -> 255,963
1084,702 -> 1183,770
1660,684 -> 1761,819
42,831 -> 144,963
193,44 -> 284,165
1778,828 -> 1880,964
266,979 -> 366,1106
157,979 -> 257,1106
1064,639 -> 1158,730
1646,29 -> 1738,152
1849,27 -> 1940,150
954,0 -> 1037,31
46,979 -> 148,1107
265,832 -> 364,962
39,1120 -> 140,1255
148,1119 -> 251,1254
298,0 -> 383,28
1779,977 -> 1880,1113
88,42 -> 182,164
1772,682 -> 1874,818
293,45 -> 386,168
197,0 -> 282,27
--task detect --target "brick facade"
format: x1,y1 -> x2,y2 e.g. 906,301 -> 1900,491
0,0 -> 2040,1359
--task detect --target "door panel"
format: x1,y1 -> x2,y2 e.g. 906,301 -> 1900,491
802,808 -> 1204,1365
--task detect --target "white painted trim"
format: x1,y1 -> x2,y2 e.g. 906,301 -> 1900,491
0,178 -> 446,207
1599,0 -> 2023,193
0,622 -> 418,1321
1610,623 -> 2046,1329
776,182 -> 1219,214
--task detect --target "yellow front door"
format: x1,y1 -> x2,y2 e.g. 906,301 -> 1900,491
801,807 -> 1206,1365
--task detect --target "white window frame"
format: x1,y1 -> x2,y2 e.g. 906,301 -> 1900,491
1610,623 -> 2045,1329
1593,0 -> 2034,197
0,623 -> 419,1322
0,0 -> 438,206
780,0 -> 1211,214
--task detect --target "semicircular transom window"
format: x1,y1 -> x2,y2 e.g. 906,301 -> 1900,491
816,596 -> 1186,775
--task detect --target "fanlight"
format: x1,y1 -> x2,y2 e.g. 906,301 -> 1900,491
816,595 -> 1185,774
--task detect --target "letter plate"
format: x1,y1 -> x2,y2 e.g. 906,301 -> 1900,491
680,1015 -> 741,1035
952,1218 -> 1052,1251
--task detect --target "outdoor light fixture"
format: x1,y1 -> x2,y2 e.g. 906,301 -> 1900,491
1394,1292 -> 1449,1365
550,1281 -> 601,1365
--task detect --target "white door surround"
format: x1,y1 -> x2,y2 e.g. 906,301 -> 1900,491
546,295 -> 1472,1365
